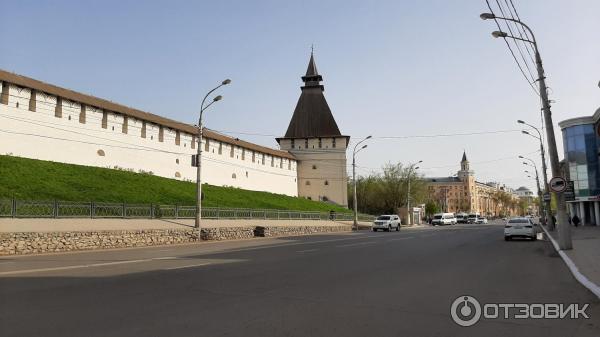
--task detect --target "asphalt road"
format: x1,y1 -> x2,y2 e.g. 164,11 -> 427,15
1,222 -> 599,337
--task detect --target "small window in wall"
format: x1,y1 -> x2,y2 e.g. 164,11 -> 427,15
291,139 -> 295,148
242,149 -> 245,160
68,115 -> 71,121
307,196 -> 312,200
205,139 -> 209,152
218,142 -> 222,155
151,135 -> 154,140
262,155 -> 265,165
305,181 -> 311,186
245,171 -> 248,178
176,158 -> 179,164
332,138 -> 336,148
175,130 -> 180,145
288,161 -> 291,170
318,138 -> 322,148
16,102 -> 19,109
312,165 -> 317,170
97,149 -> 105,156
324,180 -> 329,186
271,157 -> 274,167
112,126 -> 115,131
305,139 -> 308,148
252,152 -> 255,163
232,173 -> 237,179
230,145 -> 234,158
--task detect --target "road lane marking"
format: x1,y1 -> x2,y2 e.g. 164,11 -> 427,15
336,241 -> 378,248
165,262 -> 211,270
387,236 -> 414,241
0,256 -> 182,276
0,259 -> 152,276
297,248 -> 319,252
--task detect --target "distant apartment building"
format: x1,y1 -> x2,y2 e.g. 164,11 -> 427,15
424,152 -> 520,216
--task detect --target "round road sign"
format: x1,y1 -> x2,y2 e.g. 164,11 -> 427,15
549,176 -> 567,193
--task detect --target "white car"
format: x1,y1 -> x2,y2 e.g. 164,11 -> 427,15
372,215 -> 401,232
504,217 -> 536,241
431,213 -> 457,226
476,217 -> 488,224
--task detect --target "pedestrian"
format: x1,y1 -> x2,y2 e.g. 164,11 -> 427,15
572,214 -> 580,227
551,214 -> 557,226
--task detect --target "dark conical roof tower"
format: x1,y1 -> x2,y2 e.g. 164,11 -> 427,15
461,151 -> 468,162
281,52 -> 342,139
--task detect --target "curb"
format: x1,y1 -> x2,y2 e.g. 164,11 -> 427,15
539,224 -> 600,300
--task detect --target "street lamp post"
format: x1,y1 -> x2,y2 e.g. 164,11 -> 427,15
352,136 -> 371,230
195,79 -> 231,234
519,119 -> 553,230
521,156 -> 545,221
481,13 -> 572,249
406,161 -> 422,226
523,163 -> 543,216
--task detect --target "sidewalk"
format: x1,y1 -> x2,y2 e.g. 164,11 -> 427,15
543,225 -> 600,299
0,218 -> 372,233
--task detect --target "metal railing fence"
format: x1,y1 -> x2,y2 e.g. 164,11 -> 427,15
0,199 -> 374,222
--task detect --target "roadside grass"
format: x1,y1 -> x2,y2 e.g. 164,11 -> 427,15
0,155 -> 350,212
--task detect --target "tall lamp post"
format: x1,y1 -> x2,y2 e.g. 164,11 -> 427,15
352,135 -> 371,230
195,79 -> 231,232
481,13 -> 571,249
519,119 -> 553,229
523,164 -> 543,216
406,161 -> 422,226
521,155 -> 545,220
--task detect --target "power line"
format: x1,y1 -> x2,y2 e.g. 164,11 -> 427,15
485,0 -> 540,96
495,0 -> 537,83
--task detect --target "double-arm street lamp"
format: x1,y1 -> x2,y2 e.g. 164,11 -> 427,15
195,79 -> 232,231
352,135 -> 372,230
406,161 -> 422,226
519,119 -> 553,229
481,12 -> 571,249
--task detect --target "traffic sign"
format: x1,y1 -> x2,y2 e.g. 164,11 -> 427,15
564,180 -> 575,201
549,176 -> 567,193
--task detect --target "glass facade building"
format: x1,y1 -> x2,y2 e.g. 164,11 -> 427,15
559,111 -> 600,226
562,124 -> 600,197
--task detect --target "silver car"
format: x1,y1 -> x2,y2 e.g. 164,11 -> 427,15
372,215 -> 401,232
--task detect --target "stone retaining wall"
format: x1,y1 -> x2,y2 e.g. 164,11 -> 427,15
0,225 -> 352,255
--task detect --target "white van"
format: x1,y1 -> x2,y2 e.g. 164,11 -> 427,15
431,213 -> 457,226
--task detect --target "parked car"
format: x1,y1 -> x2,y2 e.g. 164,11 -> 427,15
372,215 -> 401,232
476,217 -> 488,224
467,213 -> 480,224
431,213 -> 457,226
456,213 -> 469,224
504,217 -> 536,241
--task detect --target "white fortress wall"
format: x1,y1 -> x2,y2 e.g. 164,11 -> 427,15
0,80 -> 298,197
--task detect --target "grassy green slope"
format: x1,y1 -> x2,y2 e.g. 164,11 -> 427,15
0,155 -> 349,212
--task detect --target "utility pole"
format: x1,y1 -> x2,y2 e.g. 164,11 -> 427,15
405,161 -> 422,226
352,136 -> 371,230
519,122 -> 553,229
481,12 -> 572,249
195,79 -> 231,235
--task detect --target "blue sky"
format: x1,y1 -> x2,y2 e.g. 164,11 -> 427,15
2,0 -> 599,191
